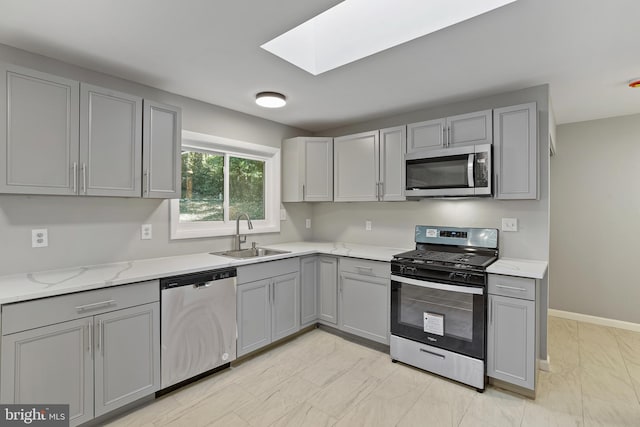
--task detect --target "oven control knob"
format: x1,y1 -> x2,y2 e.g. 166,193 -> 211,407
406,266 -> 417,274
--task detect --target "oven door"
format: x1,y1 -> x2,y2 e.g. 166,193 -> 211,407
390,274 -> 485,360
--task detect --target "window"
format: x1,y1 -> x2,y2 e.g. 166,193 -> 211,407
170,130 -> 280,239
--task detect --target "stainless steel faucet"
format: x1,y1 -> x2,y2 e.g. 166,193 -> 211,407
235,213 -> 253,251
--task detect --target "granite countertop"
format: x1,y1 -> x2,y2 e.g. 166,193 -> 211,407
0,241 -> 410,305
487,258 -> 548,279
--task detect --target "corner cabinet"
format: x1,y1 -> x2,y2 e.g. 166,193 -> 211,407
282,137 -> 333,202
493,102 -> 538,199
333,127 -> 406,202
300,256 -> 319,327
236,258 -> 300,357
0,62 -> 80,195
317,256 -> 339,325
487,274 -> 538,395
0,281 -> 160,427
407,109 -> 492,153
142,100 -> 182,198
0,62 -> 181,199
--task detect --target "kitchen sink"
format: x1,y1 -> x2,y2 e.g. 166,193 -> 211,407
211,248 -> 290,259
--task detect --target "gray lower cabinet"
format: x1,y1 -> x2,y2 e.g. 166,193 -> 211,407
318,256 -> 339,325
237,259 -> 300,357
0,62 -> 80,195
0,281 -> 160,427
300,256 -> 319,326
487,274 -> 537,392
493,102 -> 538,199
337,258 -> 390,345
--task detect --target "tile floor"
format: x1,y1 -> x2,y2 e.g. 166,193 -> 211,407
107,316 -> 640,426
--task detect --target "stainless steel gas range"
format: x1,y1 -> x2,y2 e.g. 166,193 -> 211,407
390,225 -> 498,391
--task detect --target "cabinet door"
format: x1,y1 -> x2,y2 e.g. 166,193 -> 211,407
300,256 -> 318,326
94,303 -> 160,417
237,279 -> 271,356
272,272 -> 300,341
318,256 -> 338,325
143,100 -> 182,198
0,318 -> 93,426
407,118 -> 445,153
446,109 -> 492,148
334,131 -> 379,202
339,272 -> 389,344
379,126 -> 406,201
304,138 -> 333,201
0,63 -> 79,195
80,83 -> 142,197
494,102 -> 537,199
487,294 -> 535,390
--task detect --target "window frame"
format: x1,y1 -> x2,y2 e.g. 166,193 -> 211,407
170,130 -> 281,240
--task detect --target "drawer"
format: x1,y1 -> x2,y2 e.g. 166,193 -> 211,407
339,257 -> 390,279
2,280 -> 159,335
488,274 -> 535,300
237,257 -> 299,284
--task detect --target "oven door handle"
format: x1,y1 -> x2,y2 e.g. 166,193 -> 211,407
467,153 -> 475,188
390,274 -> 484,295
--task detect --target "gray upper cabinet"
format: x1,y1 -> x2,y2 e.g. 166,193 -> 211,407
334,128 -> 406,202
282,137 -> 333,202
407,118 -> 445,153
0,62 -> 80,195
334,131 -> 379,202
379,126 -> 406,201
494,102 -> 538,199
143,100 -> 182,198
80,83 -> 142,197
407,109 -> 492,153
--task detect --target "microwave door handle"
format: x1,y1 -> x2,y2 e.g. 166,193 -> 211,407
467,154 -> 475,188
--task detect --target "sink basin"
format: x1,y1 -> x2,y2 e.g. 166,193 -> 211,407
211,248 -> 290,259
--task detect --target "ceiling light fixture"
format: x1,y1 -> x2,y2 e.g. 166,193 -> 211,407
629,79 -> 640,88
255,92 -> 287,108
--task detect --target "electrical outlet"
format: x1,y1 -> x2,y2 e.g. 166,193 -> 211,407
365,220 -> 372,231
305,218 -> 311,229
501,218 -> 518,232
32,229 -> 48,248
141,224 -> 152,240
280,209 -> 287,221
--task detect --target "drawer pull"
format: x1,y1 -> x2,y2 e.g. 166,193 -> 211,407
355,266 -> 374,271
75,299 -> 116,312
420,348 -> 445,359
495,284 -> 527,292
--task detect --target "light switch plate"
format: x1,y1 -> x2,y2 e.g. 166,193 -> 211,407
141,224 -> 152,240
305,218 -> 311,229
32,229 -> 48,248
501,218 -> 518,232
365,220 -> 372,231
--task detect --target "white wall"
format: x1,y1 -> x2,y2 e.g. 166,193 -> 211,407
551,113 -> 640,324
0,44 -> 312,275
309,85 -> 551,358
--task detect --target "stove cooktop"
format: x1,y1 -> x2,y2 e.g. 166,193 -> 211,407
392,249 -> 497,269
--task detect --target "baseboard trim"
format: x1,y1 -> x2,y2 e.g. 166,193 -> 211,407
549,309 -> 640,333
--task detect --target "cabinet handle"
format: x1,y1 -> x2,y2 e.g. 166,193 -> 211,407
355,266 -> 374,272
496,284 -> 527,292
272,282 -> 276,304
447,126 -> 451,147
96,320 -> 102,355
82,163 -> 87,194
489,300 -> 493,324
75,299 -> 116,312
88,321 -> 93,358
302,184 -> 305,201
495,173 -> 499,194
72,162 -> 78,193
442,128 -> 446,148
143,169 -> 149,195
420,348 -> 445,359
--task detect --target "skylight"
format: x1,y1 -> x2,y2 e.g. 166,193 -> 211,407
261,0 -> 517,75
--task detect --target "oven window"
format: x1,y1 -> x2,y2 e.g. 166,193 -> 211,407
406,154 -> 469,189
399,284 -> 474,341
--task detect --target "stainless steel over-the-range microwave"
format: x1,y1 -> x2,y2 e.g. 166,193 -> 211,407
405,144 -> 492,197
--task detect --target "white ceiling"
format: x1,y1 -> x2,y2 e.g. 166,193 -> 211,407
0,0 -> 638,132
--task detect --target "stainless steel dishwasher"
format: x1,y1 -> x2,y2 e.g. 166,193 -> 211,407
160,267 -> 237,389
